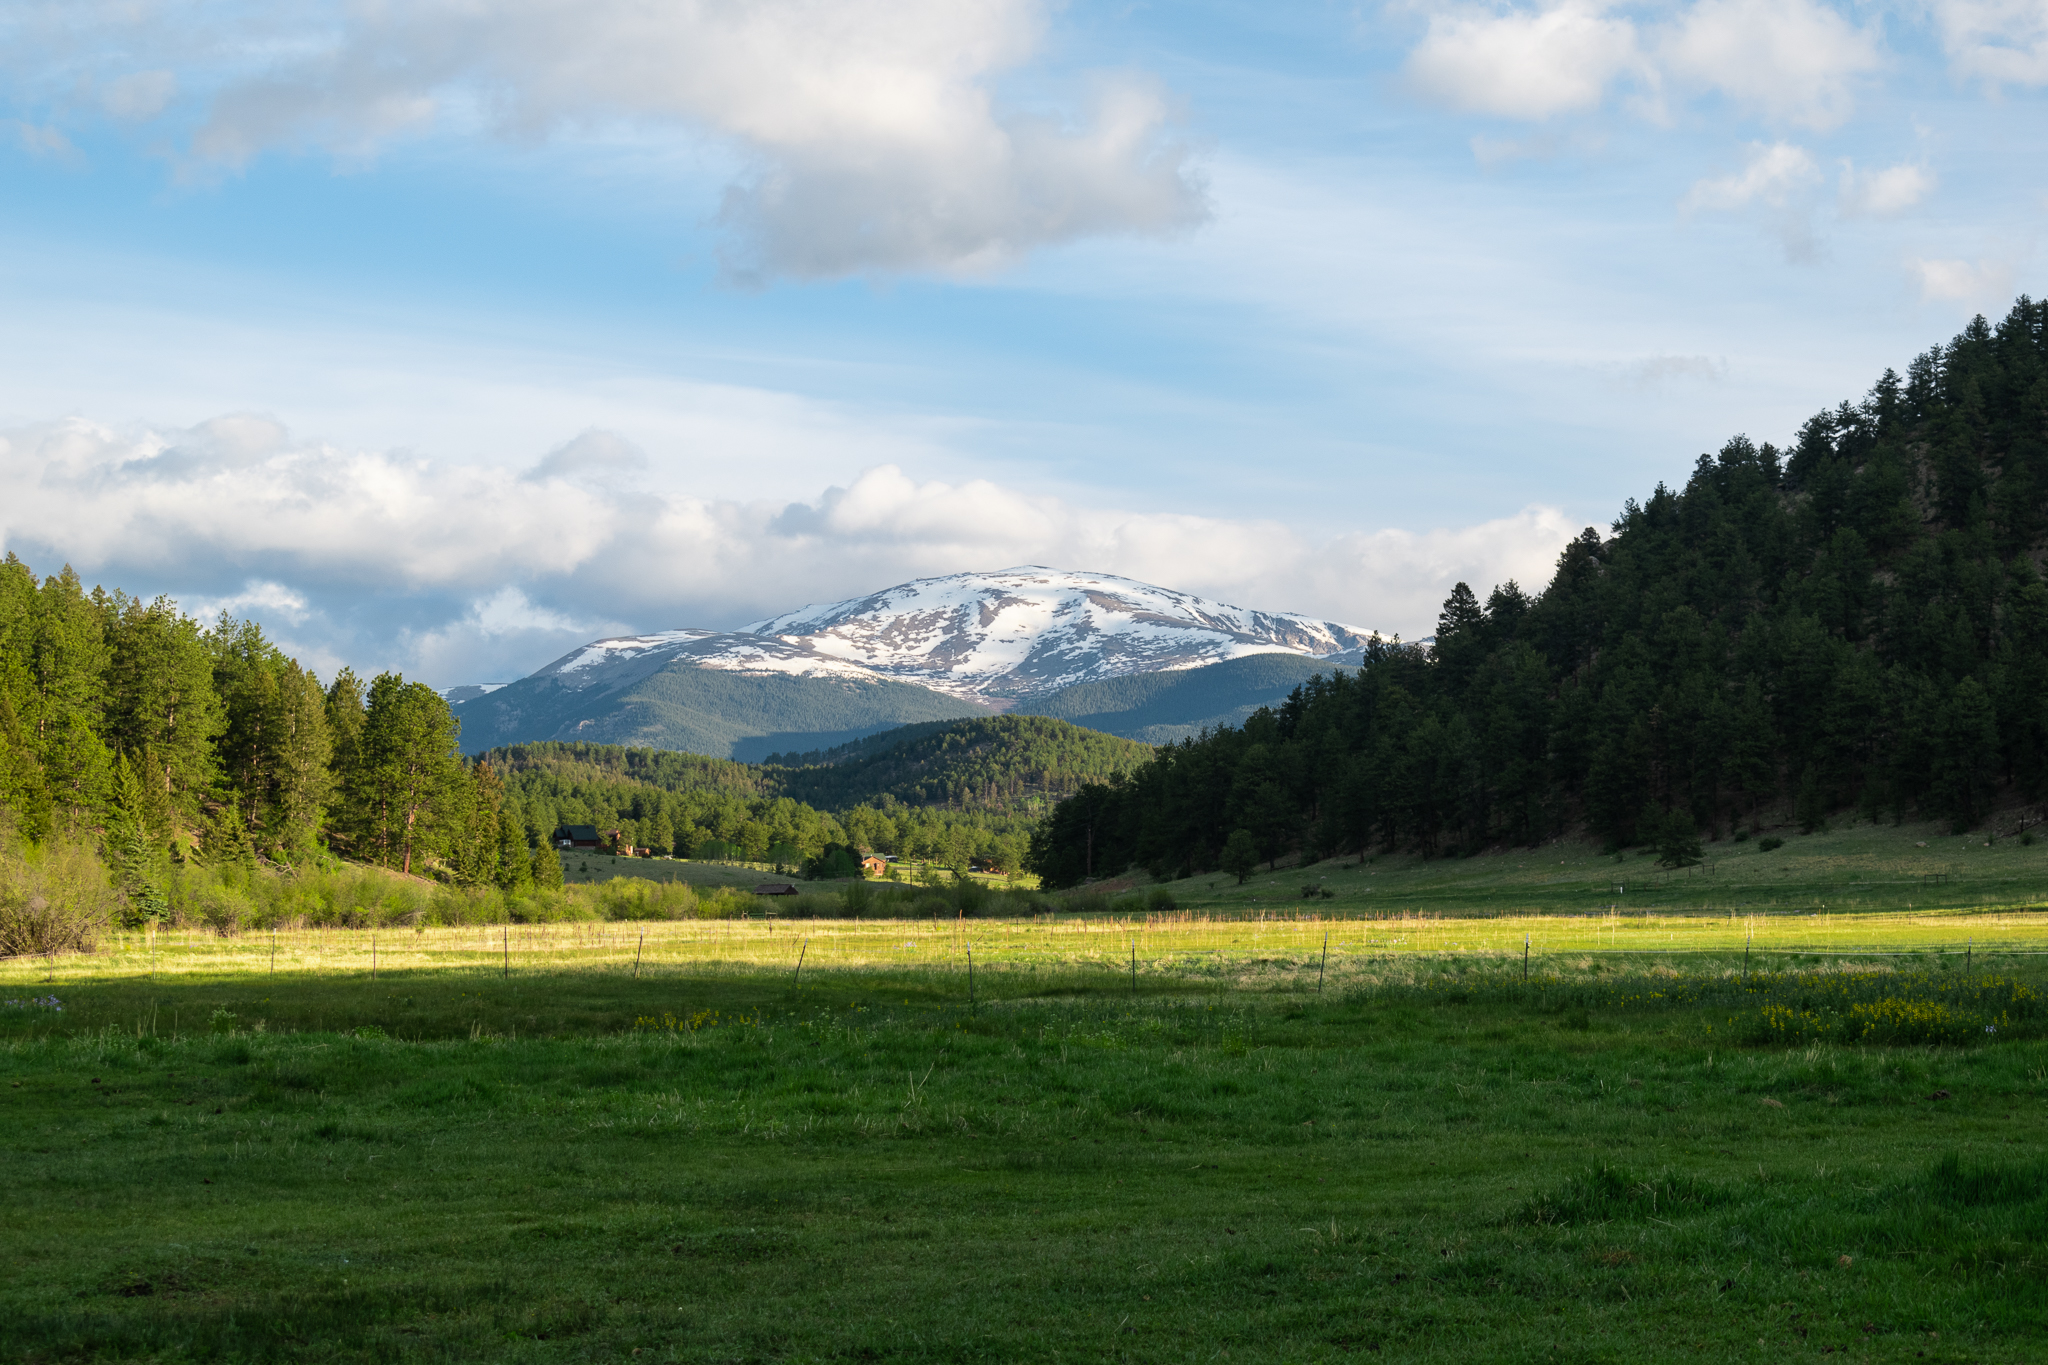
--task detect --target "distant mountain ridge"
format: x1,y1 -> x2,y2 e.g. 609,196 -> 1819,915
453,567 -> 1383,757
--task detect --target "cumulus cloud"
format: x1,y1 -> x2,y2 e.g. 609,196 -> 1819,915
1839,160 -> 1933,216
0,413 -> 1577,685
11,0 -> 1205,278
1400,0 -> 1882,129
1405,2 -> 1646,119
1933,0 -> 2048,88
1658,0 -> 1882,130
1681,140 -> 1826,260
1681,141 -> 1820,211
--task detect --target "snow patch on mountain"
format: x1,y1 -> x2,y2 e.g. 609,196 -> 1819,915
535,629 -> 886,688
508,568 -> 1383,705
741,567 -> 1379,700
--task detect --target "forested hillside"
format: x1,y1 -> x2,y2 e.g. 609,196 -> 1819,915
1029,300 -> 2048,887
452,652 -> 984,759
0,558 -> 550,899
763,716 -> 1152,812
480,721 -> 1145,873
1014,652 -> 1334,742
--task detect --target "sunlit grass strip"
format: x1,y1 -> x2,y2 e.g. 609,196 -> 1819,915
9,908 -> 2048,994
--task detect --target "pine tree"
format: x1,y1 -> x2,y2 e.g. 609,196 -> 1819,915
1220,828 -> 1258,885
109,755 -> 169,926
339,675 -> 464,874
451,759 -> 504,887
531,840 -> 564,890
496,805 -> 533,891
104,595 -> 222,840
323,668 -> 368,855
1796,765 -> 1828,834
1651,807 -> 1703,868
24,566 -> 114,824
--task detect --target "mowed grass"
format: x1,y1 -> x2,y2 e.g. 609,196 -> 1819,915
4,918 -> 2047,1363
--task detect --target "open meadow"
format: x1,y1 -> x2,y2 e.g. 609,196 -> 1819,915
5,894 -> 2048,1364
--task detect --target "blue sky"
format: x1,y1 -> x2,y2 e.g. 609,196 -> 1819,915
1,0 -> 2042,684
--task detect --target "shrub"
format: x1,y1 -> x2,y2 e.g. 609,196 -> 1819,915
0,822 -> 118,957
194,885 -> 256,936
1145,886 -> 1177,913
1758,836 -> 1784,852
951,876 -> 991,917
775,893 -> 843,919
594,878 -> 697,922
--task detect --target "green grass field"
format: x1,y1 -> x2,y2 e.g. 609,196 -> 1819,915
1170,815 -> 2048,918
5,887 -> 2047,1361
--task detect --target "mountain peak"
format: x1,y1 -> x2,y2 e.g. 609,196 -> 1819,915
739,566 -> 1377,699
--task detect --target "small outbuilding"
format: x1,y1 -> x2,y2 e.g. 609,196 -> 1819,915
554,825 -> 601,850
753,883 -> 799,897
860,855 -> 889,876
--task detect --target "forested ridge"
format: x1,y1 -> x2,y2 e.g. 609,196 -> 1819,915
481,717 -> 1150,873
763,715 -> 1152,813
1028,300 -> 2048,888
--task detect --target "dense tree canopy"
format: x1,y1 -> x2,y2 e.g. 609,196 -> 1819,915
0,562 -> 528,893
1029,299 -> 2048,888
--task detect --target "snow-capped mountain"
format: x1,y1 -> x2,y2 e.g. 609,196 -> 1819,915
518,567 -> 1378,703
744,567 -> 1376,700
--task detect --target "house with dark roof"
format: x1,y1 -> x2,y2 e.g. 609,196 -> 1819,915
553,825 -> 601,851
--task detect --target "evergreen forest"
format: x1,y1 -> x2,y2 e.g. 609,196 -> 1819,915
1028,300 -> 2048,887
0,559 -> 1122,924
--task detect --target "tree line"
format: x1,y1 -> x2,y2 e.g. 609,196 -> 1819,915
0,559 -> 561,911
487,742 -> 1038,872
1027,299 -> 2048,888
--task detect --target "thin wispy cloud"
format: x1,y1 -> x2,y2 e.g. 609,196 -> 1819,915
1932,0 -> 2048,88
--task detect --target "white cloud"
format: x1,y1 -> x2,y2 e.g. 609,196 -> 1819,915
1405,2 -> 1646,119
182,580 -> 313,627
1682,141 -> 1827,261
1908,255 -> 2017,303
1933,0 -> 2048,88
1839,160 -> 1933,216
0,412 -> 1577,684
14,0 -> 1205,278
1398,0 -> 1882,129
1659,0 -> 1882,130
1681,140 -> 1819,211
